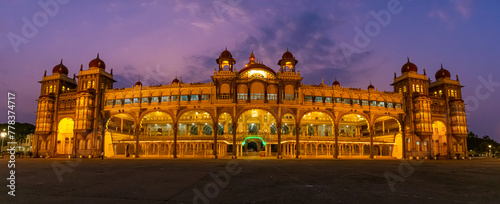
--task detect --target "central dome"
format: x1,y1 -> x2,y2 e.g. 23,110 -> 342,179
89,53 -> 106,69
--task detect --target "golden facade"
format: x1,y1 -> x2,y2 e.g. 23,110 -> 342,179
33,50 -> 468,159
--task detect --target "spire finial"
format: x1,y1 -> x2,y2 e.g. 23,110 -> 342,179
287,47 -> 289,52
456,74 -> 459,81
97,53 -> 100,59
407,57 -> 410,63
423,68 -> 426,75
322,78 -> 324,84
60,59 -> 63,64
441,63 -> 443,69
44,70 -> 47,76
80,64 -> 83,71
110,68 -> 113,75
225,46 -> 227,50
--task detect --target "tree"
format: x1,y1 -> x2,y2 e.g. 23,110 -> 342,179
0,123 -> 35,145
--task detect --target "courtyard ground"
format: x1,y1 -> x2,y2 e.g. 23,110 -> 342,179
0,157 -> 499,204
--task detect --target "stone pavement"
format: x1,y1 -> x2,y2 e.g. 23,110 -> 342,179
0,157 -> 499,204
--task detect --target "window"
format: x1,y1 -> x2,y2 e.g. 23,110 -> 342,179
362,100 -> 369,106
238,93 -> 247,100
335,98 -> 341,103
439,90 -> 443,97
49,85 -> 53,93
251,93 -> 265,100
325,97 -> 333,103
161,96 -> 169,102
190,95 -> 199,101
219,93 -> 230,99
395,103 -> 401,108
315,96 -> 323,103
180,95 -> 188,101
403,86 -> 407,93
304,95 -> 313,102
399,88 -> 402,93
268,94 -> 277,100
416,85 -> 420,93
343,98 -> 350,104
353,99 -> 360,105
171,95 -> 178,101
115,99 -> 122,105
133,98 -> 139,103
142,97 -> 149,103
124,99 -> 131,104
412,84 -> 415,92
371,101 -> 377,106
201,95 -> 210,100
106,100 -> 113,106
387,102 -> 393,108
284,94 -> 294,100
151,97 -> 159,103
378,102 -> 385,107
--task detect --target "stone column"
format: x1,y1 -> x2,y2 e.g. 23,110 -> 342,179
173,124 -> 178,158
213,124 -> 218,159
295,125 -> 300,158
135,125 -> 140,158
277,122 -> 282,159
232,123 -> 237,159
334,124 -> 339,159
370,127 -> 374,159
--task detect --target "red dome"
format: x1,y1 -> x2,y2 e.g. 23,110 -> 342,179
332,79 -> 340,86
172,77 -> 180,84
435,64 -> 451,79
135,80 -> 142,86
368,83 -> 375,89
89,53 -> 106,69
282,50 -> 294,59
52,59 -> 68,75
401,57 -> 418,73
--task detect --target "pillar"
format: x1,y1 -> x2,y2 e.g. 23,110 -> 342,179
135,125 -> 140,158
214,125 -> 218,159
173,124 -> 178,158
73,132 -> 77,158
295,125 -> 300,158
334,124 -> 339,159
277,123 -> 282,159
369,127 -> 374,159
232,123 -> 237,159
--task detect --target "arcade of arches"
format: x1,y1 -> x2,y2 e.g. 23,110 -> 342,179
103,110 -> 406,159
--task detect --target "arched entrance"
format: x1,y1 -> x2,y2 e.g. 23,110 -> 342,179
57,118 -> 74,155
178,110 -> 213,157
432,121 -> 448,157
338,114 -> 369,158
236,109 -> 276,157
374,116 -> 402,158
300,111 -> 334,158
105,113 -> 136,157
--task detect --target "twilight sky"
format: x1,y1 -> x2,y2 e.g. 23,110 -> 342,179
0,0 -> 499,141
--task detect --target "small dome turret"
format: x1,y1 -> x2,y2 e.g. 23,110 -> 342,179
89,53 -> 106,69
401,57 -> 418,73
435,64 -> 451,79
52,59 -> 69,75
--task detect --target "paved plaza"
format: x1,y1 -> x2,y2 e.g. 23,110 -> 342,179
1,157 -> 499,204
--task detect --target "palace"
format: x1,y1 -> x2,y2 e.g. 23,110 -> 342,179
33,49 -> 468,159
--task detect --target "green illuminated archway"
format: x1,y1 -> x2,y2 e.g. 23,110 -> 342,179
241,136 -> 266,147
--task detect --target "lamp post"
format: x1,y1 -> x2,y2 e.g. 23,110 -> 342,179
488,145 -> 492,157
1,129 -> 6,152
